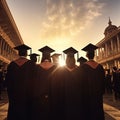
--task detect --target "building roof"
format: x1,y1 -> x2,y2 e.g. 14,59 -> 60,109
104,18 -> 118,37
0,0 -> 24,46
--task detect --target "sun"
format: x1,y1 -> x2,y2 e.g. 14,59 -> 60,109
59,58 -> 65,66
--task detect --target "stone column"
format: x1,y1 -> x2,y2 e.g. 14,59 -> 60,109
114,60 -> 117,68
98,48 -> 101,60
106,63 -> 109,69
117,34 -> 120,52
97,48 -> 100,59
103,45 -> 105,58
105,43 -> 107,57
111,39 -> 113,54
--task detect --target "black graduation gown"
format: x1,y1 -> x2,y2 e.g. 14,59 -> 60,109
78,61 -> 105,120
5,59 -> 36,120
50,66 -> 81,120
32,62 -> 57,120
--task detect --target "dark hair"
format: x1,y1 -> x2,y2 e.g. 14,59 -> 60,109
19,50 -> 27,56
30,56 -> 37,63
86,51 -> 94,59
66,57 -> 75,69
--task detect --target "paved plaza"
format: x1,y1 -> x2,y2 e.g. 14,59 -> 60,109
0,91 -> 120,120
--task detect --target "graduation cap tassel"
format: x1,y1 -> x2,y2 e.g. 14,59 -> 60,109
38,55 -> 40,63
77,52 -> 79,60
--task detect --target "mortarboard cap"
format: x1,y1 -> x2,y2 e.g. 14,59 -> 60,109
38,46 -> 55,53
14,44 -> 32,55
63,47 -> 78,58
38,46 -> 55,62
51,53 -> 61,58
81,43 -> 98,52
14,44 -> 31,51
29,53 -> 40,63
77,57 -> 87,62
29,53 -> 40,57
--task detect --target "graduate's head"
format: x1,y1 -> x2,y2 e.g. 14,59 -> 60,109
14,44 -> 31,57
77,56 -> 87,66
29,53 -> 40,63
63,47 -> 78,68
81,43 -> 98,60
86,51 -> 95,59
38,46 -> 55,63
51,53 -> 61,64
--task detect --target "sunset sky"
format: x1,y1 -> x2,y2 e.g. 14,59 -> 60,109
6,0 -> 120,59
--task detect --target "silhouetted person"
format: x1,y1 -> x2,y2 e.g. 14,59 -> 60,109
78,43 -> 105,120
29,53 -> 40,63
77,56 -> 87,66
112,66 -> 120,100
5,44 -> 36,120
32,46 -> 56,120
50,47 -> 80,120
105,69 -> 112,94
51,53 -> 61,67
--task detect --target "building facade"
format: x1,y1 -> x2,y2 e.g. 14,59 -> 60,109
95,18 -> 120,72
0,0 -> 24,70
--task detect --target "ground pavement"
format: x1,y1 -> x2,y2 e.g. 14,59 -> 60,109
0,91 -> 120,120
104,93 -> 120,120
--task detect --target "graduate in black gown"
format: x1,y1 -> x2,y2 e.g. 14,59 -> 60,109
78,43 -> 105,120
50,47 -> 81,120
5,44 -> 36,120
33,46 -> 57,120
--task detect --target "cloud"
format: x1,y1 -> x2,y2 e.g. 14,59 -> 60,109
40,0 -> 105,42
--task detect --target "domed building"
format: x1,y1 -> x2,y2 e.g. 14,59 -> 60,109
95,18 -> 120,72
104,18 -> 118,37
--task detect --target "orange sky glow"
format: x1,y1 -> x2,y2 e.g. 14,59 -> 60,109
6,0 -> 120,63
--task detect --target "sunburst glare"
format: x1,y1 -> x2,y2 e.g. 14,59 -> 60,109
59,57 -> 65,66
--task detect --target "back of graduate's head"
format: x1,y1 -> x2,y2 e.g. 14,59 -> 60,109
14,44 -> 31,57
51,53 -> 61,64
66,57 -> 76,68
41,53 -> 51,62
77,57 -> 87,66
29,53 -> 40,63
63,47 -> 78,69
81,43 -> 98,60
86,51 -> 95,59
19,49 -> 27,56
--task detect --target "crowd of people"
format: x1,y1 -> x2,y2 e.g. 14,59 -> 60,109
105,66 -> 120,100
3,43 -> 105,120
